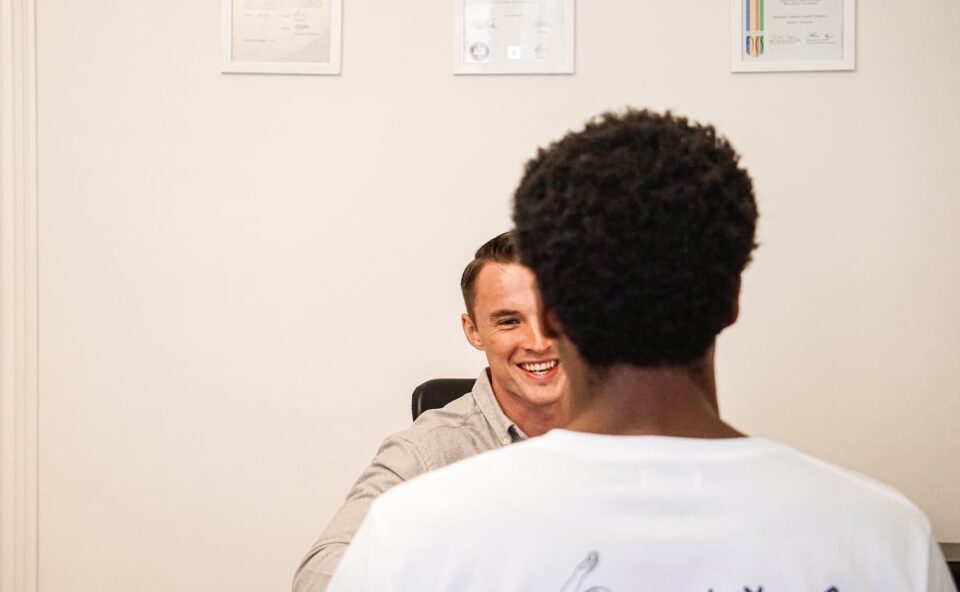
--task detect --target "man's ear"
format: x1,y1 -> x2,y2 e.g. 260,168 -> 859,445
461,313 -> 484,351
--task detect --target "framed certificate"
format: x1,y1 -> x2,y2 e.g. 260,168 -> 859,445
730,0 -> 855,72
221,0 -> 342,75
454,0 -> 575,75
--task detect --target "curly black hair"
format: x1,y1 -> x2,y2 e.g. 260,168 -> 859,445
512,109 -> 758,367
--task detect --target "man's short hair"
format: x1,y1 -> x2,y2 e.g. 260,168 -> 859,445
513,109 -> 758,368
460,231 -> 519,319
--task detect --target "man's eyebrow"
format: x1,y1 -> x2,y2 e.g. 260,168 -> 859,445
488,309 -> 520,320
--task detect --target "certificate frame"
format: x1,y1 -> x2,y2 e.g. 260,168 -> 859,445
730,0 -> 855,73
454,0 -> 575,75
221,0 -> 342,75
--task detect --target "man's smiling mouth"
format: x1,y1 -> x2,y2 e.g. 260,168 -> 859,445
517,359 -> 559,376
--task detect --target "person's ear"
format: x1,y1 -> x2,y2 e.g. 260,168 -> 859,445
461,313 -> 484,351
726,278 -> 742,327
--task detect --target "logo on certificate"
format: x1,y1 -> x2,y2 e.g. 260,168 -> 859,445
469,42 -> 491,62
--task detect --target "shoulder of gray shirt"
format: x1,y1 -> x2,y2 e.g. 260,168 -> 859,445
381,371 -> 523,471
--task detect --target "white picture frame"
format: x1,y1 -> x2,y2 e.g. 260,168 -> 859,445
221,0 -> 342,75
730,0 -> 855,73
454,0 -> 575,75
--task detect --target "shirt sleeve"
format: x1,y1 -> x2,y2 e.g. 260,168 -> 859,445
927,535 -> 958,592
325,499 -> 386,592
292,435 -> 427,592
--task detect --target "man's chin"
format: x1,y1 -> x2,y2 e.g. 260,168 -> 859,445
515,385 -> 566,409
491,366 -> 566,407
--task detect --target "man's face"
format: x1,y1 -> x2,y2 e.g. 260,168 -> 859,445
462,262 -> 566,411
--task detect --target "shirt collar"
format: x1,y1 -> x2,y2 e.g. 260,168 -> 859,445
472,369 -> 528,445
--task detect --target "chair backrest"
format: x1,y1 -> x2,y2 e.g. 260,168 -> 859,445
411,378 -> 476,421
942,543 -> 959,586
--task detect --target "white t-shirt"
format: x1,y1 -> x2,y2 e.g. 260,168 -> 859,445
328,430 -> 956,592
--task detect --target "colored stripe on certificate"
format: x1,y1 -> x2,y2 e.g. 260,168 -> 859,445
744,0 -> 765,58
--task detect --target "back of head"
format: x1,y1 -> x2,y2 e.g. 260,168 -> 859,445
513,109 -> 758,368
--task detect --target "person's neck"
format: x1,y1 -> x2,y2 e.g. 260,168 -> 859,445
563,349 -> 743,439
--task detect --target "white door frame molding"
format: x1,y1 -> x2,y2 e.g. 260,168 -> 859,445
0,0 -> 39,591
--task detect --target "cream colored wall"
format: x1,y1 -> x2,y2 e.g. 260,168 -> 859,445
35,1 -> 959,590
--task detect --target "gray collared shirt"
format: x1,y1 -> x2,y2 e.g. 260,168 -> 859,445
292,370 -> 525,592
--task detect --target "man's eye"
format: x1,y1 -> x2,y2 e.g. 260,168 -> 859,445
496,319 -> 520,327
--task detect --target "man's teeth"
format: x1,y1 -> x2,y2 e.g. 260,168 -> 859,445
519,360 -> 558,373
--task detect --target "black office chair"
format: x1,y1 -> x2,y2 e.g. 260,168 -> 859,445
411,378 -> 475,421
942,543 -> 959,586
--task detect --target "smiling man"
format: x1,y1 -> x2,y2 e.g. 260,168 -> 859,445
460,240 -> 566,437
292,231 -> 569,592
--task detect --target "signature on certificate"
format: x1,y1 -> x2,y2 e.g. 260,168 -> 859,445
470,18 -> 497,29
769,32 -> 799,43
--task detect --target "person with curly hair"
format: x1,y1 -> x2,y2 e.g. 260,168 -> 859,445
327,110 -> 956,592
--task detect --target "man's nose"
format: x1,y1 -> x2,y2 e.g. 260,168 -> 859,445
523,321 -> 552,352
